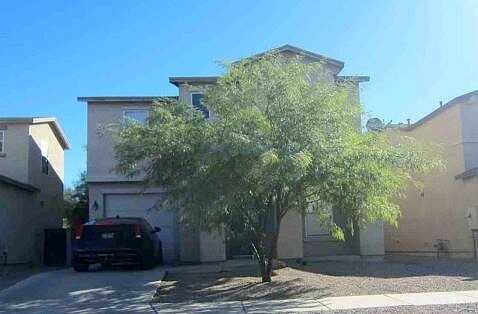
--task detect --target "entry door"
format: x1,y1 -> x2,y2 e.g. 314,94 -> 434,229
103,193 -> 178,263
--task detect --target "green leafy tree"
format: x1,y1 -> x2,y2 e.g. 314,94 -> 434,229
113,55 -> 442,282
64,171 -> 89,228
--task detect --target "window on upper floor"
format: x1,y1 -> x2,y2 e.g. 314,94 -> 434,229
304,203 -> 333,239
40,140 -> 49,175
124,109 -> 149,124
41,156 -> 49,175
191,93 -> 209,119
0,131 -> 4,154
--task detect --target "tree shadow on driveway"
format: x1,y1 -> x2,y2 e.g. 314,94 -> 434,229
0,267 -> 165,313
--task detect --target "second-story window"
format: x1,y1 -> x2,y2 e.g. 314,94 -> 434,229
41,156 -> 49,175
191,93 -> 209,119
124,109 -> 149,124
0,131 -> 4,154
40,141 -> 49,175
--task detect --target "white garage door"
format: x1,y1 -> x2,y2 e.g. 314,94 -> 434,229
103,193 -> 178,263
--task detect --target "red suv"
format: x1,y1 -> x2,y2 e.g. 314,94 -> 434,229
73,217 -> 163,271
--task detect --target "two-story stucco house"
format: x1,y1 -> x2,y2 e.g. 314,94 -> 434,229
385,90 -> 478,258
79,45 -> 384,264
0,117 -> 70,265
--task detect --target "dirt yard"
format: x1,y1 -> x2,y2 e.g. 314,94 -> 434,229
158,258 -> 478,303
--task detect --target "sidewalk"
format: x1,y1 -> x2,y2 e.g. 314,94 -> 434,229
152,290 -> 478,313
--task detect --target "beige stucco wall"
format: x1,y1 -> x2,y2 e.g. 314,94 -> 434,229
0,182 -> 50,265
359,221 -> 385,257
28,123 -> 65,230
277,210 -> 304,259
0,121 -> 65,265
385,104 -> 476,257
0,183 -> 36,264
460,99 -> 478,170
0,123 -> 30,183
199,230 -> 226,262
29,123 -> 65,183
87,101 -> 153,183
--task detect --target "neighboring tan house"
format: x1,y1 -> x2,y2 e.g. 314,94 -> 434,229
385,90 -> 478,258
0,117 -> 70,265
79,45 -> 384,264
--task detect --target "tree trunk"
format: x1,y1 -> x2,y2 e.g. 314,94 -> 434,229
261,258 -> 271,282
258,213 -> 281,283
252,203 -> 284,283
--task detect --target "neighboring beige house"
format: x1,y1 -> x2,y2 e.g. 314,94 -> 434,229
79,45 -> 383,264
0,117 -> 70,265
385,90 -> 478,258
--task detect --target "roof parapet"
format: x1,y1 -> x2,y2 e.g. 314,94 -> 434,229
169,77 -> 219,87
0,174 -> 40,192
0,117 -> 70,150
77,96 -> 177,103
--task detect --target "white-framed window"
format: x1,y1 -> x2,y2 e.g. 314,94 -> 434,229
0,131 -> 4,154
123,109 -> 149,124
304,203 -> 333,239
191,92 -> 209,118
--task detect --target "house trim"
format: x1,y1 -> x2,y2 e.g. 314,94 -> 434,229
77,96 -> 178,103
239,44 -> 345,69
0,117 -> 70,150
0,174 -> 39,192
169,77 -> 219,87
455,167 -> 478,180
403,90 -> 478,131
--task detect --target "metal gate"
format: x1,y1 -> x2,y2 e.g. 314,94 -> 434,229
44,228 -> 67,266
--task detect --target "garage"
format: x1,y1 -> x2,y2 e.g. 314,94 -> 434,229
103,193 -> 178,264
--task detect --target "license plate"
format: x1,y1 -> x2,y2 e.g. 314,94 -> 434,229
101,232 -> 115,239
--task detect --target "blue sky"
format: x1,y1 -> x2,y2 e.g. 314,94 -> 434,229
1,1 -> 477,188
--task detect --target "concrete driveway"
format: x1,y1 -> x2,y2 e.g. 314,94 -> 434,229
0,267 -> 165,314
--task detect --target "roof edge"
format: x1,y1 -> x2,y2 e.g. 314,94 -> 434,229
0,174 -> 40,192
77,96 -> 178,103
0,117 -> 70,150
336,75 -> 370,83
405,90 -> 478,130
455,167 -> 478,180
169,76 -> 219,87
32,118 -> 70,150
47,119 -> 70,150
236,44 -> 345,69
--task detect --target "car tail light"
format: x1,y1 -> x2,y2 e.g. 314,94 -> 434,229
134,224 -> 142,238
75,225 -> 84,240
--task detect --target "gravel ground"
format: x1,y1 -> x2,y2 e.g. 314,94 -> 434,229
330,303 -> 478,313
159,259 -> 478,303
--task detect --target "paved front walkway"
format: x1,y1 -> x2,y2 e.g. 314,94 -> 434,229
153,290 -> 478,313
